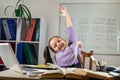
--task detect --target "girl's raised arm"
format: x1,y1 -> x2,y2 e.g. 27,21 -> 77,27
59,5 -> 72,27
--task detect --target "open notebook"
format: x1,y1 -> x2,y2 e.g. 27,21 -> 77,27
0,43 -> 39,73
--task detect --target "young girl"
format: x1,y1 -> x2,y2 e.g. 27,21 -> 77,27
44,5 -> 83,68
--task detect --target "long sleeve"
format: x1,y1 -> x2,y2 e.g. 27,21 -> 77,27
55,43 -> 78,66
67,27 -> 78,43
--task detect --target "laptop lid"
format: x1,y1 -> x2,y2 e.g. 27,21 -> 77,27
0,43 -> 22,73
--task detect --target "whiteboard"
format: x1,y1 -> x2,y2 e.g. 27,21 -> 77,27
59,3 -> 120,55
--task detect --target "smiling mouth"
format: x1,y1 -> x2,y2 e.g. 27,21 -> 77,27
59,43 -> 64,49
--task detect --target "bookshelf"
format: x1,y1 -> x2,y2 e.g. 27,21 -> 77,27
0,18 -> 47,65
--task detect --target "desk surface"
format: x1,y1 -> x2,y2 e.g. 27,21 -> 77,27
0,69 -> 118,80
0,70 -> 41,80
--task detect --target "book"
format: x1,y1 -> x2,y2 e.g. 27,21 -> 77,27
20,18 -> 29,41
16,18 -> 22,41
29,43 -> 38,64
7,19 -> 16,40
0,57 -> 3,64
38,63 -> 87,79
23,43 -> 37,65
26,19 -> 36,41
16,43 -> 23,64
22,64 -> 58,70
32,19 -> 40,41
2,19 -> 12,40
0,19 -> 6,40
35,63 -> 114,79
74,68 -> 114,80
0,19 -> 2,40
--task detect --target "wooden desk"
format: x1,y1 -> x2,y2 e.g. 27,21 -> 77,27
0,69 -> 118,80
74,69 -> 119,80
84,70 -> 116,80
0,70 -> 41,80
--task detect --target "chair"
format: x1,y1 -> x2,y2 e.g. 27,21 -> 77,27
77,51 -> 94,70
81,51 -> 94,70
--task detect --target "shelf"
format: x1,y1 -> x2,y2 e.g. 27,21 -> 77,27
0,18 -> 47,65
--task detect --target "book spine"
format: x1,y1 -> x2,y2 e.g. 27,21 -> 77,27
0,19 -> 1,40
7,19 -> 16,40
16,18 -> 22,41
2,19 -> 12,40
0,58 -> 3,64
32,19 -> 40,41
26,19 -> 36,41
29,43 -> 38,64
16,43 -> 23,64
20,18 -> 29,41
0,19 -> 6,40
23,43 -> 37,65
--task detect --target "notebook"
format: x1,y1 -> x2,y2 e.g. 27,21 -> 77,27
0,43 -> 39,73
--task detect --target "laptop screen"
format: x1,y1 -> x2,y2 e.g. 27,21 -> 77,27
0,43 -> 22,72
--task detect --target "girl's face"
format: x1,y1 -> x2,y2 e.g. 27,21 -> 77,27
49,37 -> 67,53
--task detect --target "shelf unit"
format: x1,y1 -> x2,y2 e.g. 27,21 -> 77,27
0,18 -> 47,65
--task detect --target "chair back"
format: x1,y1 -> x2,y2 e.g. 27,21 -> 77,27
77,51 -> 93,70
81,51 -> 93,70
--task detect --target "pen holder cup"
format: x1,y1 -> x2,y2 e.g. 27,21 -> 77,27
96,66 -> 106,72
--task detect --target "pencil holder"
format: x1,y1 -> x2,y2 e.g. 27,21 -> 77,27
96,66 -> 106,72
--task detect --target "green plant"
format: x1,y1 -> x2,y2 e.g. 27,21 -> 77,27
4,0 -> 32,25
15,3 -> 32,25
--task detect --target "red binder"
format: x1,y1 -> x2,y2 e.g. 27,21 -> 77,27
0,58 -> 3,64
26,19 -> 36,41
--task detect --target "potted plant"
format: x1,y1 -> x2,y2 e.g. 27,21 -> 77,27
4,0 -> 32,25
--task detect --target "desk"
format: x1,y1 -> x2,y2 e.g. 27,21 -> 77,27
74,68 -> 119,80
0,70 -> 41,80
0,69 -> 118,80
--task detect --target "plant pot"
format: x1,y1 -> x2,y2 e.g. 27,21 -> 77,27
15,9 -> 23,17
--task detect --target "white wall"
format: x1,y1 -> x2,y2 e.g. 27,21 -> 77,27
0,0 -> 120,69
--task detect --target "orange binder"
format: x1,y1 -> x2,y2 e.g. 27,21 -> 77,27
26,19 -> 36,41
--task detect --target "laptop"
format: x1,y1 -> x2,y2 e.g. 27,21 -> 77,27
0,43 -> 39,73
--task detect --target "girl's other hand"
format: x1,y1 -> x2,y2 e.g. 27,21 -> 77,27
77,41 -> 83,48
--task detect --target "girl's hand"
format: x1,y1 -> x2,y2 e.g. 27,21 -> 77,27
59,5 -> 69,16
77,41 -> 83,48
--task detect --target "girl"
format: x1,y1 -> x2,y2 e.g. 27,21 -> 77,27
44,5 -> 83,68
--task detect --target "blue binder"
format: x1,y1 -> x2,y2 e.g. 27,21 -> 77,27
17,43 -> 23,64
7,19 -> 16,40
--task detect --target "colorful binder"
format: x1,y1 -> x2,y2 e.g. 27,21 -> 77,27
2,19 -> 12,40
23,43 -> 37,65
17,43 -> 23,64
7,19 -> 16,40
32,19 -> 40,41
26,19 -> 36,41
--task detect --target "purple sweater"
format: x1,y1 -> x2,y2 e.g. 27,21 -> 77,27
55,27 -> 81,67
